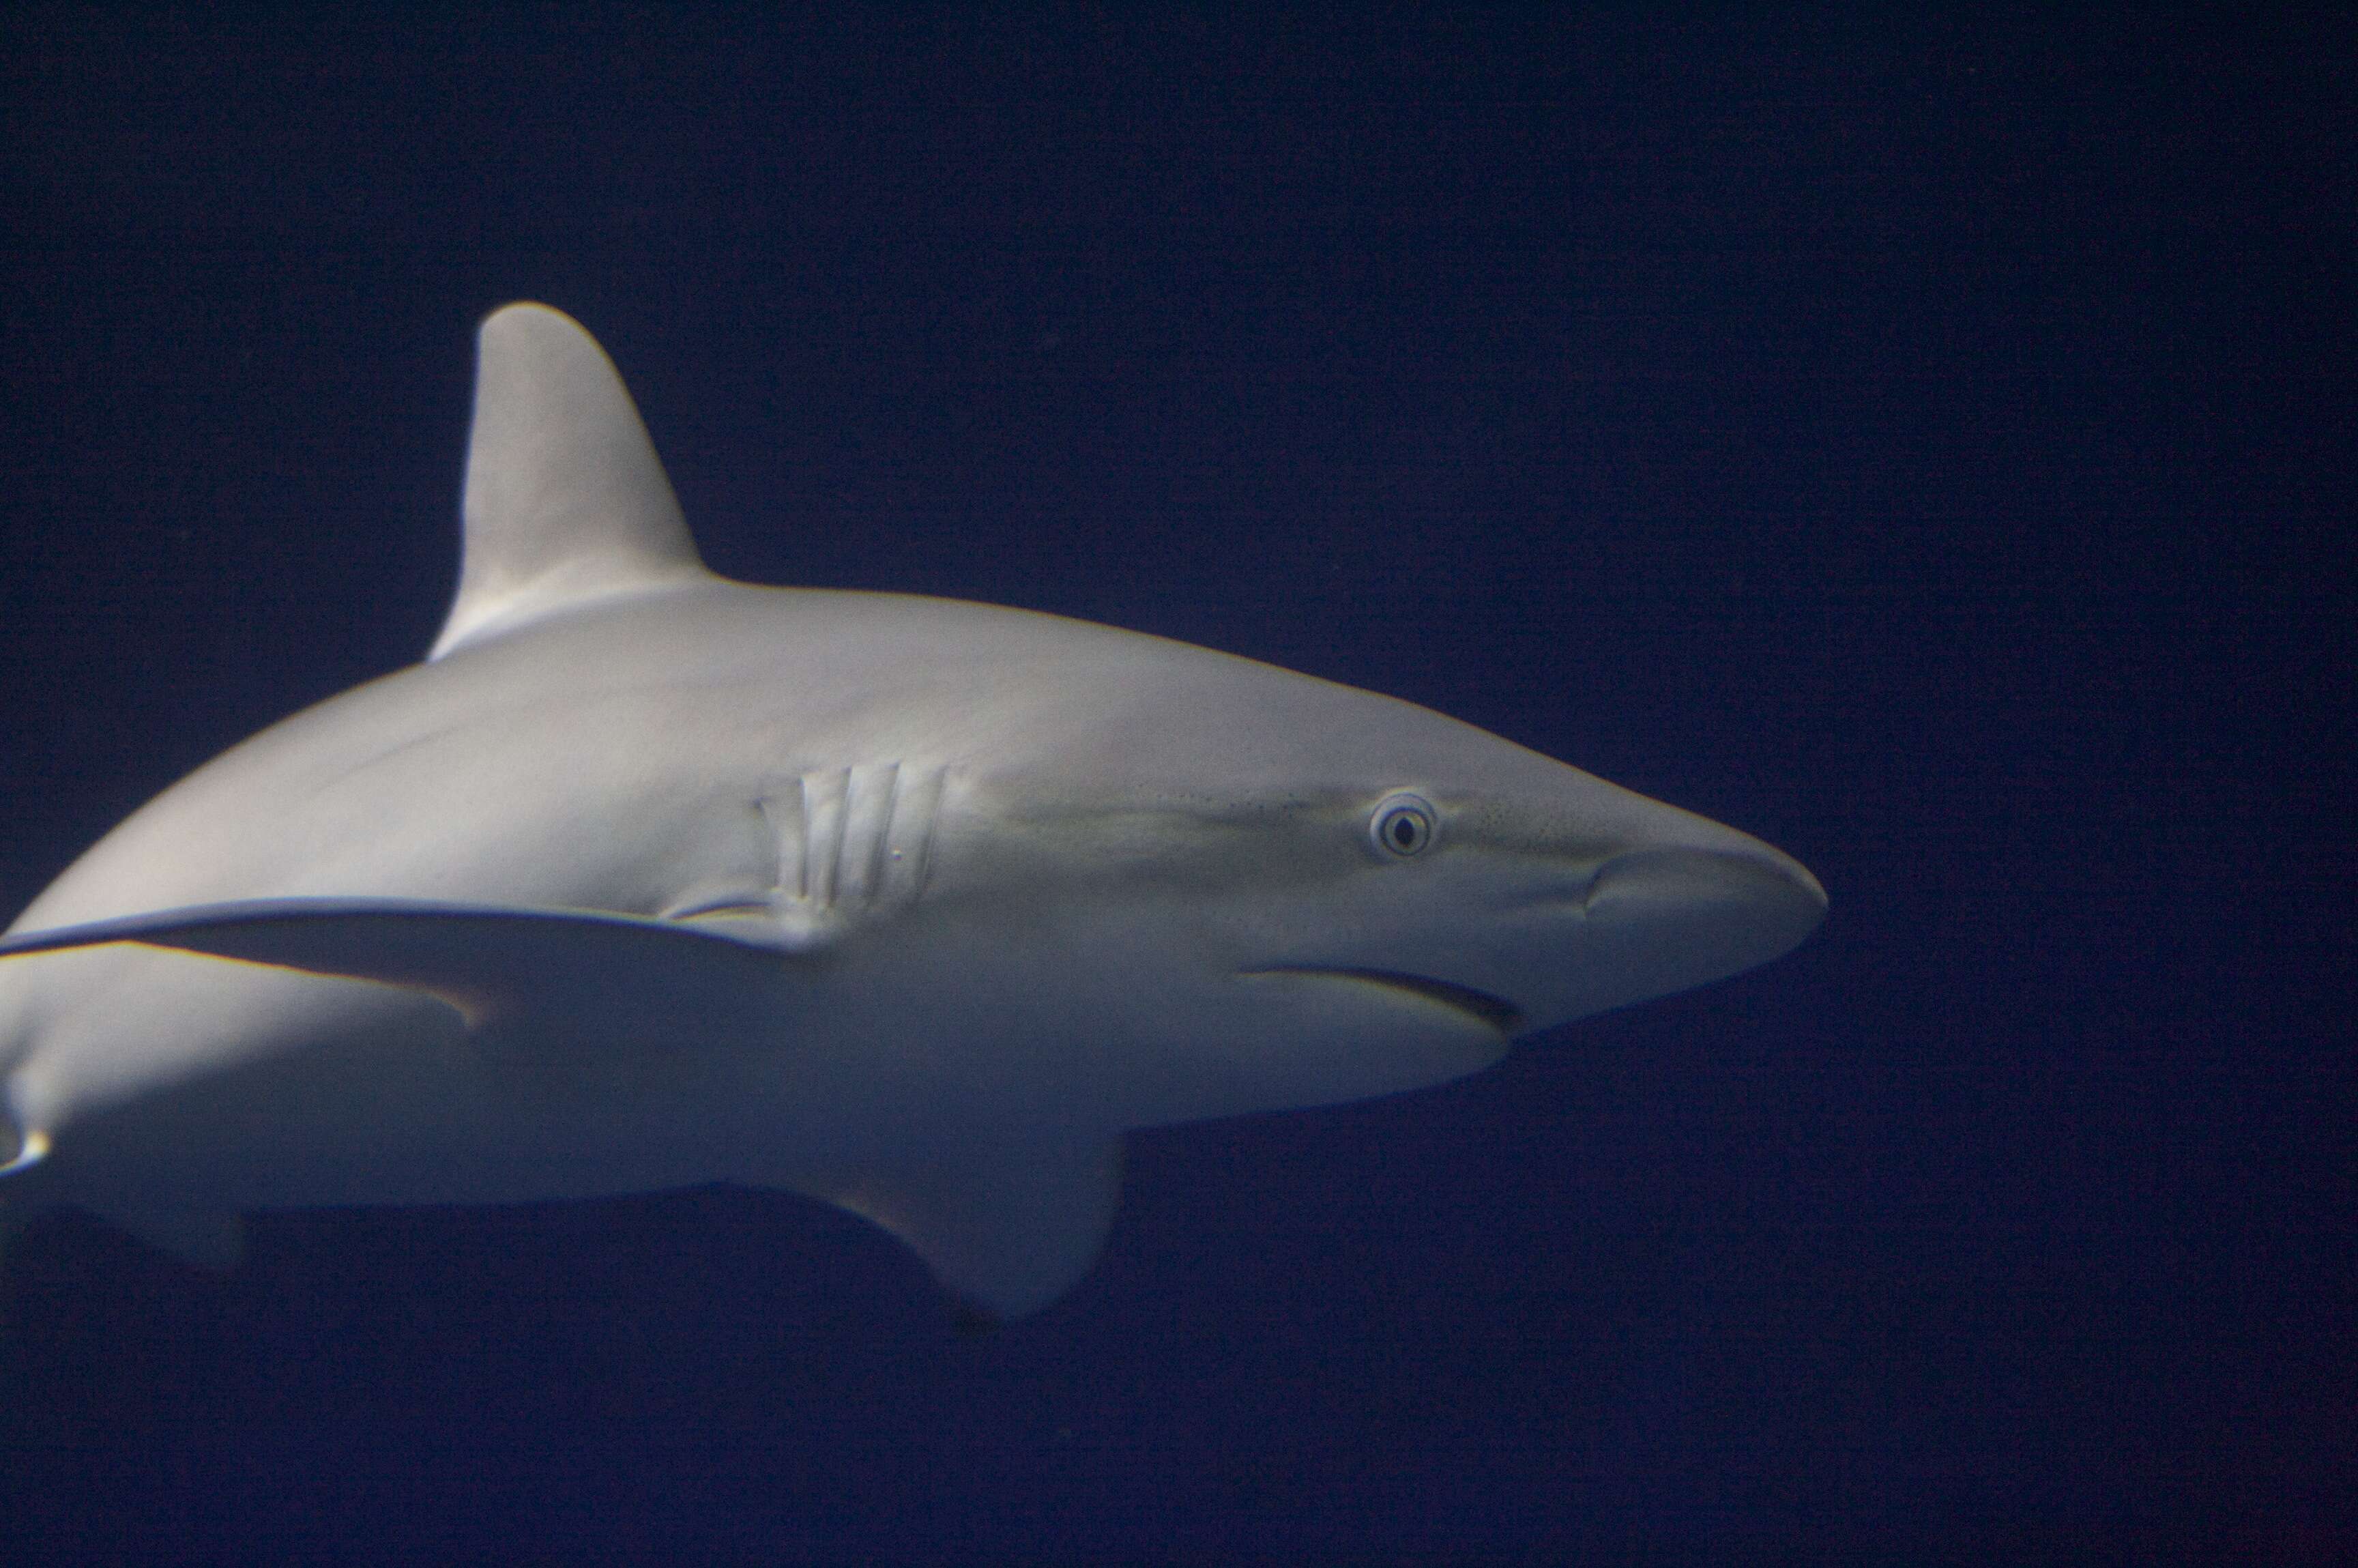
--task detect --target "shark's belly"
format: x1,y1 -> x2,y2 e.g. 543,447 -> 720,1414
13,943 -> 1060,1230
17,951 -> 739,1217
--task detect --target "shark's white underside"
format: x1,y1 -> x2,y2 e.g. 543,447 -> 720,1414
0,304 -> 1824,1318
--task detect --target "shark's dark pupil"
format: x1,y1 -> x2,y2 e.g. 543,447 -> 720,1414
1368,792 -> 1438,858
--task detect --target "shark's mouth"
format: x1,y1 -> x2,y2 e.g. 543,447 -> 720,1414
1244,966 -> 1525,1036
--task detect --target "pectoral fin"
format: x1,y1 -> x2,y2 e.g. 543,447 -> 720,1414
0,898 -> 797,1037
774,1138 -> 1125,1322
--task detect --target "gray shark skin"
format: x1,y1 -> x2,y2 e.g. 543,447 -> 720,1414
0,304 -> 1824,1318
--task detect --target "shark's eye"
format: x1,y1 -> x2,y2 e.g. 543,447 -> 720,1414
1369,792 -> 1438,858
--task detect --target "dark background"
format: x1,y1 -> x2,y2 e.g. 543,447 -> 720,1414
1,8 -> 2348,1563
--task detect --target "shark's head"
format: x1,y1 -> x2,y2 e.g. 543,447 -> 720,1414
904,615 -> 1828,1126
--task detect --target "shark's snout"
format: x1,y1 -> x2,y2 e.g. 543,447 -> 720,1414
1575,844 -> 1826,1004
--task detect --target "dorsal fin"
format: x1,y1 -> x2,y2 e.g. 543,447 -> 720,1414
429,303 -> 712,660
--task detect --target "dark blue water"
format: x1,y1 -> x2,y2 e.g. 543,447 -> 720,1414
1,12 -> 2348,1563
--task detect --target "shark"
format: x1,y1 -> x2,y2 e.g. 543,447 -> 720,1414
0,304 -> 1824,1320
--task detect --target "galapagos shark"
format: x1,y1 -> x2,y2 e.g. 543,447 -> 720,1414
0,304 -> 1824,1318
